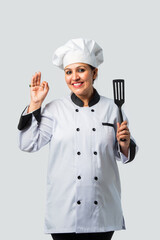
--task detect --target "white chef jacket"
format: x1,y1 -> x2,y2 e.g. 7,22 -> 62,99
18,88 -> 137,234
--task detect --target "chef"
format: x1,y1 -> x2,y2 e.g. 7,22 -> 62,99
18,38 -> 138,240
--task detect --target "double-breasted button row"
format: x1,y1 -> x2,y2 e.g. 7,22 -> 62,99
77,151 -> 97,155
75,109 -> 95,112
77,176 -> 98,181
77,200 -> 98,205
75,108 -> 95,132
75,107 -> 98,207
76,128 -> 96,131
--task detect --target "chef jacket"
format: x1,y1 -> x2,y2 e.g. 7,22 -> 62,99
18,88 -> 137,234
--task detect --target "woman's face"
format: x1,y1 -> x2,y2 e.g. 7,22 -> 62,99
64,63 -> 98,97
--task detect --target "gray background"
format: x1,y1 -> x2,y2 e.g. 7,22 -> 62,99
0,0 -> 159,239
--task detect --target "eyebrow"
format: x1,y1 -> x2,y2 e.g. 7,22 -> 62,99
64,65 -> 86,71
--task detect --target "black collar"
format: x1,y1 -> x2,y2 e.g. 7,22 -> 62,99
71,88 -> 100,107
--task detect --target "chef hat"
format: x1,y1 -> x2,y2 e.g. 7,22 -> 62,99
52,38 -> 104,69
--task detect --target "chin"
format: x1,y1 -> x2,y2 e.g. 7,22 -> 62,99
72,88 -> 86,95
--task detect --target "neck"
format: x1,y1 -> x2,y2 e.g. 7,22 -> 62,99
76,87 -> 94,106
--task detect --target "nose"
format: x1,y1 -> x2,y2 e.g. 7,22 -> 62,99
72,71 -> 80,81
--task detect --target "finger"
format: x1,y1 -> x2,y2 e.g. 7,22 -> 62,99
117,127 -> 130,135
117,133 -> 130,141
121,121 -> 128,126
44,81 -> 49,89
117,130 -> 130,137
117,121 -> 128,132
41,81 -> 46,88
122,121 -> 128,125
31,75 -> 36,87
117,132 -> 130,141
31,75 -> 34,87
35,72 -> 39,86
41,81 -> 49,90
44,82 -> 49,91
118,121 -> 129,129
37,72 -> 41,86
33,72 -> 38,86
118,125 -> 129,133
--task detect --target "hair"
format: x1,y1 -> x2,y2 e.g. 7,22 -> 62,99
88,65 -> 97,84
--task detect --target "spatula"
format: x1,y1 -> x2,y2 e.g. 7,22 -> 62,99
113,79 -> 126,141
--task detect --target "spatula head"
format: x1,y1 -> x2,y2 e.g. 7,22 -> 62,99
113,79 -> 125,107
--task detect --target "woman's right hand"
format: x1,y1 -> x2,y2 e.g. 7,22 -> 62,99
28,72 -> 49,113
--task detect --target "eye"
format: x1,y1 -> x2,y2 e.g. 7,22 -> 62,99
65,70 -> 72,75
78,68 -> 85,73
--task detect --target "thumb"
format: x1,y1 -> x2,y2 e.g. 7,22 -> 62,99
41,81 -> 48,90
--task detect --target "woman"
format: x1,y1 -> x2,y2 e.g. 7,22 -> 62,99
18,38 -> 138,240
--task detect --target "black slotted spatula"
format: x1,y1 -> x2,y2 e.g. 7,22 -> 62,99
113,79 -> 126,142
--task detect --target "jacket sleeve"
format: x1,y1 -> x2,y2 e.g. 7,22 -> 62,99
116,138 -> 138,164
18,105 -> 54,152
18,107 -> 41,130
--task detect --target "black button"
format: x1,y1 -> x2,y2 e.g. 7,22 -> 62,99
94,176 -> 98,181
91,109 -> 95,112
77,176 -> 81,180
77,152 -> 81,155
94,151 -> 97,155
94,201 -> 98,205
92,128 -> 96,131
75,109 -> 79,112
77,200 -> 81,205
76,128 -> 80,131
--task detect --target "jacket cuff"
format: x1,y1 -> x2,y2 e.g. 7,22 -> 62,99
17,107 -> 41,130
125,139 -> 137,163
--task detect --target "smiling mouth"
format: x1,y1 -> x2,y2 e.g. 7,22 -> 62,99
72,82 -> 84,88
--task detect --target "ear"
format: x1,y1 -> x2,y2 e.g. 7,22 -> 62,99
93,68 -> 98,79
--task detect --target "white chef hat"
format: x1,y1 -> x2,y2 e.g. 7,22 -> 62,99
52,38 -> 104,69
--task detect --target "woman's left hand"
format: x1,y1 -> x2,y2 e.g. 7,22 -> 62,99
116,121 -> 130,157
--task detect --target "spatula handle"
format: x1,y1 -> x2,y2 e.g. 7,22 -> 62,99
119,107 -> 123,124
119,107 -> 126,142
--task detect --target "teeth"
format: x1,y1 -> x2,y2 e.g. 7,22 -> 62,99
73,83 -> 82,86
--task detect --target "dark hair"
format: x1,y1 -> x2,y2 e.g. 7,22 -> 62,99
89,65 -> 96,71
88,64 -> 97,84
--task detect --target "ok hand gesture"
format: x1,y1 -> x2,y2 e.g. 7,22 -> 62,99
28,72 -> 49,113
